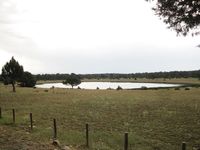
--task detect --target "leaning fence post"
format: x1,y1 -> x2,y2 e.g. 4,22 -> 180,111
124,132 -> 128,150
182,142 -> 186,150
0,107 -> 2,118
86,123 -> 89,147
53,118 -> 57,140
30,113 -> 33,130
12,109 -> 15,123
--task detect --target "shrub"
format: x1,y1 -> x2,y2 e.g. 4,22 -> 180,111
141,86 -> 148,90
116,86 -> 123,90
20,71 -> 36,87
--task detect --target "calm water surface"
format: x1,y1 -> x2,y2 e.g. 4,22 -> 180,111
36,82 -> 180,90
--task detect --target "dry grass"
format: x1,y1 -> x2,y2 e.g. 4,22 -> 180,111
0,83 -> 200,149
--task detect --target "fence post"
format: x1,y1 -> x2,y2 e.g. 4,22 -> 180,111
124,132 -> 128,150
12,109 -> 15,123
182,142 -> 186,150
53,118 -> 57,140
30,113 -> 33,130
0,107 -> 2,118
86,123 -> 89,147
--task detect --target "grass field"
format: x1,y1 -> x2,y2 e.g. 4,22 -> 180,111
0,82 -> 200,149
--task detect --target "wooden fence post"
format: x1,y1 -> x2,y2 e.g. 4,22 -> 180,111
124,132 -> 128,150
0,107 -> 2,118
12,109 -> 15,123
53,118 -> 57,140
30,113 -> 33,130
86,123 -> 89,147
182,142 -> 186,150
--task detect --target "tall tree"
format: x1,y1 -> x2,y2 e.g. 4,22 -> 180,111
1,57 -> 24,92
147,0 -> 200,36
63,73 -> 81,88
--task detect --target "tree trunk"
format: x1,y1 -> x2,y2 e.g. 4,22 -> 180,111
12,82 -> 16,92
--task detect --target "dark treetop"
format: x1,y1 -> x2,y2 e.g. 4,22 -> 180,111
63,73 -> 81,88
1,57 -> 24,92
147,0 -> 200,36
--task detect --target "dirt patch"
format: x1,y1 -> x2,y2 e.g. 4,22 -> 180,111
0,125 -> 56,150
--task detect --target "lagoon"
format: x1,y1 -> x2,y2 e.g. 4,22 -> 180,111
36,82 -> 180,90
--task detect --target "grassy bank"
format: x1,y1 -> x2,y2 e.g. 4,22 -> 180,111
0,84 -> 200,149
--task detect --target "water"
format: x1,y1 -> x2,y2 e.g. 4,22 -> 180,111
36,82 -> 180,90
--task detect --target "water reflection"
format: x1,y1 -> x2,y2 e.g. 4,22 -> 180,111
36,82 -> 180,90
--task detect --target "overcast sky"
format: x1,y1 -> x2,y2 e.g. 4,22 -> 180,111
0,0 -> 199,74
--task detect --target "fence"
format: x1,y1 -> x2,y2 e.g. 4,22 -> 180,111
0,107 -> 192,150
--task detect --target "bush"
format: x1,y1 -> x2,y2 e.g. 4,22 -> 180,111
141,86 -> 148,90
20,71 -> 36,87
96,87 -> 99,90
185,87 -> 190,90
116,86 -> 123,90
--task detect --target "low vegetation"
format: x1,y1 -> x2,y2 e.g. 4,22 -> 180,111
0,83 -> 200,149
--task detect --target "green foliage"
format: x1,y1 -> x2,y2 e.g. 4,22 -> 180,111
19,71 -> 36,87
63,73 -> 81,88
1,57 -> 24,92
147,0 -> 200,36
35,70 -> 200,81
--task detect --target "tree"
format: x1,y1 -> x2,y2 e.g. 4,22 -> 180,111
19,71 -> 36,87
147,0 -> 200,36
63,73 -> 81,88
1,57 -> 24,92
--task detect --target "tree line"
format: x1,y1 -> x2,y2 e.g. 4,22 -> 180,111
34,70 -> 200,81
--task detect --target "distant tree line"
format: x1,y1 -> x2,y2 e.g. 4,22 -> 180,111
32,70 -> 200,81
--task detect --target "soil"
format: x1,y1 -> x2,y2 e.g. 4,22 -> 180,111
0,125 -> 56,150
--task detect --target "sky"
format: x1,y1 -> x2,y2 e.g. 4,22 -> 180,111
0,0 -> 199,74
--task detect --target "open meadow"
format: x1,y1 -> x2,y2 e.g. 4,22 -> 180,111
0,83 -> 200,149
